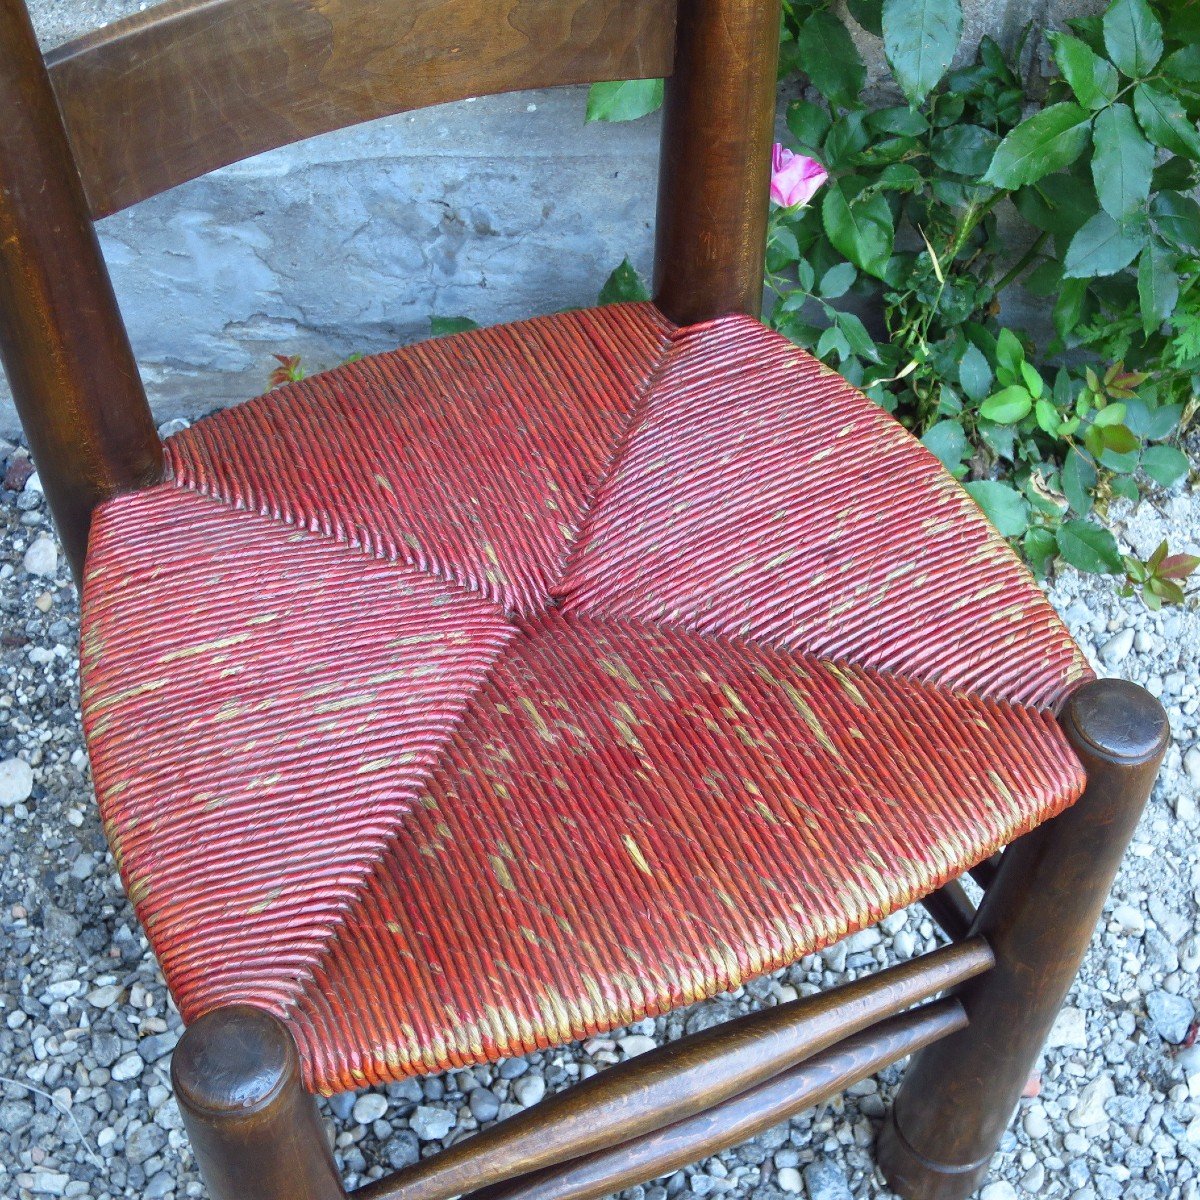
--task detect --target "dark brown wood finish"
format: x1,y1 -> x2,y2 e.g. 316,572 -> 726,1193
878,678 -> 1170,1200
0,0 -> 162,580
921,877 -> 977,942
173,1005 -> 346,1200
462,1000 -> 968,1200
653,0 -> 780,323
357,939 -> 993,1200
47,0 -> 677,219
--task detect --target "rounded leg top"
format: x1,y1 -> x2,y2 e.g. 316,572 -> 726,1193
1061,678 -> 1169,766
172,1004 -> 298,1116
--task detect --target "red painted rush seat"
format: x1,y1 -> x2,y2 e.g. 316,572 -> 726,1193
80,302 -> 1091,1093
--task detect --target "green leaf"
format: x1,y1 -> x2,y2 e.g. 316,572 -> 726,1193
964,480 -> 1029,538
980,386 -> 1034,424
1024,527 -> 1058,576
585,79 -> 664,123
796,12 -> 866,107
1152,191 -> 1200,253
1063,211 -> 1146,278
958,342 -> 993,402
1100,423 -> 1140,454
835,311 -> 883,363
1133,83 -> 1200,160
1015,173 -> 1098,243
786,100 -> 832,152
598,258 -> 650,304
1153,156 -> 1197,192
930,124 -> 1000,176
1111,475 -> 1141,502
983,103 -> 1093,189
816,324 -> 852,362
1050,32 -> 1120,110
1063,447 -> 1097,514
822,182 -> 895,278
1142,444 -> 1190,486
1164,44 -> 1200,84
1035,398 -> 1061,434
994,327 -> 1025,380
868,106 -> 930,136
430,316 -> 480,336
1056,519 -> 1124,574
819,262 -> 858,299
922,420 -> 968,469
1053,278 -> 1090,343
1138,240 -> 1180,335
823,111 -> 872,168
882,0 -> 964,107
1092,103 -> 1154,220
1102,0 -> 1163,79
847,0 -> 884,37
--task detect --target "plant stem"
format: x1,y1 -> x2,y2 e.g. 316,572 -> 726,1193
993,231 -> 1051,296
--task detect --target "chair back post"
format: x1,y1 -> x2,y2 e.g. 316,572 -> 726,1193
0,0 -> 162,581
653,0 -> 780,326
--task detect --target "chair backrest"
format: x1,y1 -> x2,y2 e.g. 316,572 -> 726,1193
0,0 -> 780,578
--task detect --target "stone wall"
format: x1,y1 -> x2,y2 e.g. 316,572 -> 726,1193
1,0 -> 1100,434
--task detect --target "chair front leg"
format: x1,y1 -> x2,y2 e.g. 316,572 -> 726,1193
877,677 -> 1169,1200
172,1004 -> 346,1200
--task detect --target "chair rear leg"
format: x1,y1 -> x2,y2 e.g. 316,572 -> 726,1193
172,1004 -> 346,1200
877,678 -> 1168,1200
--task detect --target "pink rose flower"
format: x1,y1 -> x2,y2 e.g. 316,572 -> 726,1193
770,144 -> 829,209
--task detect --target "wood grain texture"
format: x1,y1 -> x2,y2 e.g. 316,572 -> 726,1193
0,0 -> 162,579
173,1006 -> 345,1200
462,1000 -> 968,1200
653,0 -> 781,323
356,940 -> 992,1200
879,679 -> 1169,1200
45,0 -> 677,218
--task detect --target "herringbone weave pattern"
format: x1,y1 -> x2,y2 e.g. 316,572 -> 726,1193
80,304 -> 1091,1093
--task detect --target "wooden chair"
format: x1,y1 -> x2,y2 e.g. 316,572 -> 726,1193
0,1 -> 1171,1198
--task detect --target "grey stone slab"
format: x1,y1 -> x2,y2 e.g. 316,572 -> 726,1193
1,0 -> 1104,434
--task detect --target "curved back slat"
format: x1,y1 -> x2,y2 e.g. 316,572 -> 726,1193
46,0 -> 677,218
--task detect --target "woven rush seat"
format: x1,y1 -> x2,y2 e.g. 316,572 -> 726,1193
80,301 -> 1093,1094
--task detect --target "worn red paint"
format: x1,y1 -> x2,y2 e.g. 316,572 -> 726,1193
80,304 -> 1092,1094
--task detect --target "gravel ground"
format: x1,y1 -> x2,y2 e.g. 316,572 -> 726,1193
1,430 -> 1197,1200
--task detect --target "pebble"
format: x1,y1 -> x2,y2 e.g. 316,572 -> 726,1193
1111,904 -> 1145,936
513,1075 -> 547,1107
1146,990 -> 1195,1043
352,1093 -> 388,1124
801,1159 -> 852,1200
126,1122 -> 167,1164
111,1051 -> 145,1082
469,1087 -> 501,1122
409,1105 -> 455,1142
619,1034 -> 658,1058
980,1184 -> 1019,1200
1069,1074 -> 1115,1128
776,1166 -> 802,1194
1100,628 -> 1134,664
87,983 -> 123,1008
22,535 -> 57,577
385,1130 -> 420,1169
0,758 -> 34,807
1024,1107 -> 1051,1140
1184,746 -> 1200,785
1047,1006 -> 1089,1050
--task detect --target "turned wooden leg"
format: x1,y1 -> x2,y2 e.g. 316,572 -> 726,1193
172,1004 -> 346,1200
877,678 -> 1168,1200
